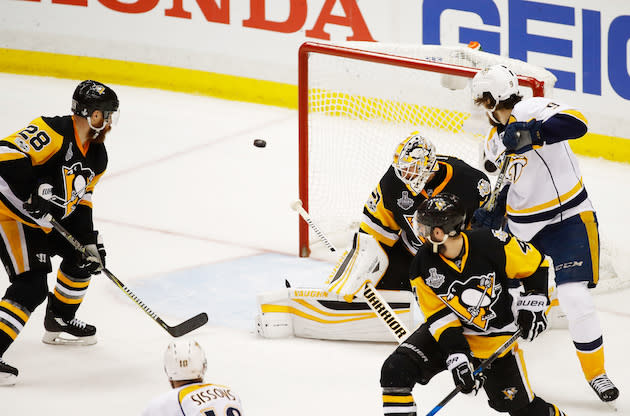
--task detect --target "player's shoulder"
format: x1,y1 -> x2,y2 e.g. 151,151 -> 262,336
513,97 -> 575,121
2,115 -> 68,164
465,228 -> 511,246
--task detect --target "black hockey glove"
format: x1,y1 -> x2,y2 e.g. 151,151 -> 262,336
78,232 -> 106,275
472,186 -> 509,230
516,291 -> 549,342
23,182 -> 53,219
446,353 -> 485,395
502,120 -> 544,154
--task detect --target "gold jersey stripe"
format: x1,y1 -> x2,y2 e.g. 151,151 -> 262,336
579,211 -> 600,285
0,220 -> 26,274
56,270 -> 91,289
382,394 -> 414,403
506,178 -> 584,214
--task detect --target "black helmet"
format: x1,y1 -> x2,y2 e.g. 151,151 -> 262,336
72,80 -> 119,119
416,193 -> 466,236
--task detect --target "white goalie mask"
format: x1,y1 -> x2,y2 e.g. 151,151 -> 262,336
471,65 -> 520,122
163,339 -> 207,382
392,133 -> 438,194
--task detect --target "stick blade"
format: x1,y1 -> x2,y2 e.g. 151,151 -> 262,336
166,312 -> 209,337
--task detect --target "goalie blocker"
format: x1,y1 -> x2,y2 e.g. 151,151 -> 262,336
256,232 -> 416,342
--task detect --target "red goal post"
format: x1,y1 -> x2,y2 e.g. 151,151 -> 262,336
297,41 -> 549,258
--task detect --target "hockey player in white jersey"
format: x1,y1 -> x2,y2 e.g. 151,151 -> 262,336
142,340 -> 244,416
470,64 -> 619,404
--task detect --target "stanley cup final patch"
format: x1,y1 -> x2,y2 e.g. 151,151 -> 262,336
478,178 -> 491,198
397,191 -> 414,210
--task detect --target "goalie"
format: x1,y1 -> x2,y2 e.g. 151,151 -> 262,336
257,132 -> 491,342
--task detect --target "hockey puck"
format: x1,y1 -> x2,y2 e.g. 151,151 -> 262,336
253,139 -> 267,148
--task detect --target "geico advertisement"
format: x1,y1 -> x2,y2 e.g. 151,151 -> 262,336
1,0 -> 629,136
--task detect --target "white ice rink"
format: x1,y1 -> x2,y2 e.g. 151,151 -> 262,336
0,73 -> 629,415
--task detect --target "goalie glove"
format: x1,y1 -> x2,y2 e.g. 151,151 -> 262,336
325,232 -> 388,302
502,120 -> 544,154
446,353 -> 485,395
516,291 -> 549,342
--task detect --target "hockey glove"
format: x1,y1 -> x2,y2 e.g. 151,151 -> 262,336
446,353 -> 485,395
78,232 -> 106,275
23,182 -> 53,219
502,120 -> 544,154
516,291 -> 549,342
472,186 -> 509,230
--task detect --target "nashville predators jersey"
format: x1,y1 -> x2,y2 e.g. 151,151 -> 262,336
360,156 -> 490,254
410,228 -> 549,358
142,382 -> 244,416
0,115 -> 106,238
482,97 -> 592,240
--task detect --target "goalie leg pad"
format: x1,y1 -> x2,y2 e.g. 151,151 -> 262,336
256,287 -> 414,342
326,232 -> 389,302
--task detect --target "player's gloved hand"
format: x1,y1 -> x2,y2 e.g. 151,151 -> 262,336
502,120 -> 544,153
472,186 -> 509,230
23,182 -> 54,219
446,353 -> 485,395
78,231 -> 106,275
516,291 -> 549,341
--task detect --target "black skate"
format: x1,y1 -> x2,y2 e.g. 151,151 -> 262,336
42,297 -> 97,346
0,358 -> 18,386
589,373 -> 619,403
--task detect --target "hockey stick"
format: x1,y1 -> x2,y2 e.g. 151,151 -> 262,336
291,200 -> 410,342
425,329 -> 522,416
44,215 -> 208,337
484,152 -> 512,211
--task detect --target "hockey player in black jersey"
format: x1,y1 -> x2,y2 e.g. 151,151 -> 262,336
0,80 -> 119,385
380,193 -> 567,416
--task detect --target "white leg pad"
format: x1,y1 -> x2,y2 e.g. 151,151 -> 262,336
256,287 -> 415,342
557,281 -> 602,343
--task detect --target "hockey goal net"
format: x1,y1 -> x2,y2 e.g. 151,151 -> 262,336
298,41 -> 552,254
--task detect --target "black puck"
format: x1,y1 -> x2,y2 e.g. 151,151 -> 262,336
253,139 -> 267,148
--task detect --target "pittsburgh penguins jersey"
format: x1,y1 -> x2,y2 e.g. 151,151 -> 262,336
482,97 -> 592,240
410,228 -> 549,359
360,156 -> 490,254
141,382 -> 244,416
0,115 -> 106,239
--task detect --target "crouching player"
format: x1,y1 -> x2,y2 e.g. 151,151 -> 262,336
380,193 -> 566,416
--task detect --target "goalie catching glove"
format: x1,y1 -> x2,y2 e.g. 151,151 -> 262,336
325,232 -> 388,302
516,291 -> 549,342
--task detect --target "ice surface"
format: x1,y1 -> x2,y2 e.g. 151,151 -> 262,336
0,74 -> 628,415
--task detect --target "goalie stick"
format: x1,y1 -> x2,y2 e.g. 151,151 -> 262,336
44,214 -> 208,337
291,200 -> 410,343
425,329 -> 522,416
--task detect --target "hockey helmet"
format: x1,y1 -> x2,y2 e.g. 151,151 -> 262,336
416,193 -> 466,238
471,64 -> 519,104
163,339 -> 207,382
71,80 -> 119,122
392,132 -> 438,194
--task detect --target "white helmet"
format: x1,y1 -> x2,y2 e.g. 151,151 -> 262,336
163,339 -> 207,381
471,64 -> 519,103
392,132 -> 438,194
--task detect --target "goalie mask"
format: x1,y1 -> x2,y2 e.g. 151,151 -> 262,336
163,339 -> 207,382
416,193 -> 466,252
471,65 -> 519,123
392,133 -> 438,194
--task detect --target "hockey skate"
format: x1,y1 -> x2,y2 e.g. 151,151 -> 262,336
42,296 -> 97,346
0,358 -> 18,386
589,373 -> 619,404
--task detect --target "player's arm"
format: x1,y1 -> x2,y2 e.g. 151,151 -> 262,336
503,109 -> 588,153
360,183 -> 401,247
502,234 -> 551,341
